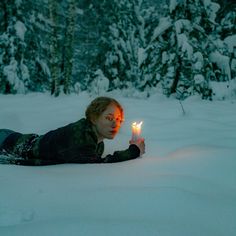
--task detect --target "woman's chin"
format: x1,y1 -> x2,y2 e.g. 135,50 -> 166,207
106,133 -> 117,139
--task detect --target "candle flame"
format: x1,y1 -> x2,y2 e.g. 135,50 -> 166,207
132,121 -> 143,129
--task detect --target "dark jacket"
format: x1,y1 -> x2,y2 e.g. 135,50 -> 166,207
0,118 -> 140,165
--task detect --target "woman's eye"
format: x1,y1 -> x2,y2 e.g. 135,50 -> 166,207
116,118 -> 122,123
105,115 -> 123,123
106,116 -> 113,121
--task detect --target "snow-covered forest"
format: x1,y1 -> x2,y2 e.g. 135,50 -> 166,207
0,0 -> 236,99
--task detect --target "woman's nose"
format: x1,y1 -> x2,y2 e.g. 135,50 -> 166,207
112,120 -> 120,128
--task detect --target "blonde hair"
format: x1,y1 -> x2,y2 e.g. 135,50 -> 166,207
85,97 -> 124,122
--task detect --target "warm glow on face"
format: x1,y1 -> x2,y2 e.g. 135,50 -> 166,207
131,121 -> 143,140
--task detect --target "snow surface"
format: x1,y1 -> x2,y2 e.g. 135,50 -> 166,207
0,92 -> 236,236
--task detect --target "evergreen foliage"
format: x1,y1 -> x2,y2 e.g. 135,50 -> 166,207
0,0 -> 235,99
0,0 -> 28,93
140,0 -> 223,99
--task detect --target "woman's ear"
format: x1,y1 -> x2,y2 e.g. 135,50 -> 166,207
90,115 -> 97,125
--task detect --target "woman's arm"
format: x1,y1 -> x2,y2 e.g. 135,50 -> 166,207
64,143 -> 140,164
102,144 -> 140,163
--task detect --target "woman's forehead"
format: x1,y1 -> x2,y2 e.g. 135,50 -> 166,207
103,104 -> 122,116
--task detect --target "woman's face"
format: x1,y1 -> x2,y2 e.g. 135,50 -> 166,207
92,103 -> 123,142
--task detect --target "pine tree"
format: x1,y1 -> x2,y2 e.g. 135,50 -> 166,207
143,0 -> 223,99
73,0 -> 104,92
0,0 -> 28,93
48,0 -> 61,96
24,1 -> 52,92
62,0 -> 76,94
102,0 -> 150,92
0,0 -> 53,93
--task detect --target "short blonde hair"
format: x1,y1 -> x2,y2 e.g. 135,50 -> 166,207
85,97 -> 124,122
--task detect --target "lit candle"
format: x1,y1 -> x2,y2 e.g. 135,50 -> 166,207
131,121 -> 143,141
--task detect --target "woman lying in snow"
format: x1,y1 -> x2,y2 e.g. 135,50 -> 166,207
0,97 -> 145,165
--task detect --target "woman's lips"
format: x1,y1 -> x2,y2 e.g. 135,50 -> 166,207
110,130 -> 117,135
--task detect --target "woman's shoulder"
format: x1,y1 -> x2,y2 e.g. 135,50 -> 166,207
72,118 -> 97,145
72,118 -> 92,133
40,118 -> 94,144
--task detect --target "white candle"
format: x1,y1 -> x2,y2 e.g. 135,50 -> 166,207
131,121 -> 143,141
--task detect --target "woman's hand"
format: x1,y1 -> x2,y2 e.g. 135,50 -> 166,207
129,138 -> 145,155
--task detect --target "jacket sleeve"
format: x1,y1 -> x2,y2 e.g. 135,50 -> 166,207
102,144 -> 140,163
67,144 -> 140,164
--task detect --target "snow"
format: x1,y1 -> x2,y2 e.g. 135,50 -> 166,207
36,57 -> 51,77
90,69 -> 109,95
138,47 -> 147,67
162,51 -> 168,64
174,19 -> 191,34
194,74 -> 204,85
3,58 -> 25,93
193,52 -> 204,71
151,17 -> 172,42
209,51 -> 231,80
176,33 -> 193,60
210,80 -> 236,100
15,0 -> 23,8
0,93 -> 236,236
20,60 -> 30,81
203,0 -> 220,23
231,58 -> 236,77
224,35 -> 236,53
14,21 -> 27,41
109,23 -> 120,38
76,8 -> 84,15
169,0 -> 178,13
